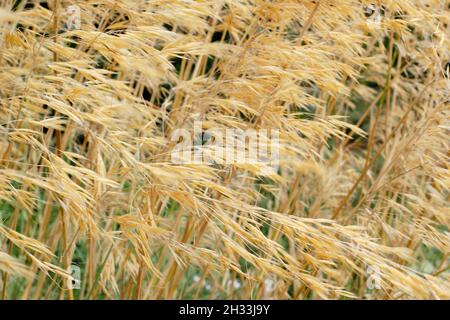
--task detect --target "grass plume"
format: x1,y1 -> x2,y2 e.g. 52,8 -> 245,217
0,0 -> 449,299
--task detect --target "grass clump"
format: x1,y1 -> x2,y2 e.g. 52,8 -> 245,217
0,0 -> 449,299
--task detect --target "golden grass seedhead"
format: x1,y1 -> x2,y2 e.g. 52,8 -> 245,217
0,0 -> 448,300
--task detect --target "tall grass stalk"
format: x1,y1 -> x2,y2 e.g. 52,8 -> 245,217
0,0 -> 449,299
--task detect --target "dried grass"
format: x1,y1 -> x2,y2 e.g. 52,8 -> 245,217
0,0 -> 449,299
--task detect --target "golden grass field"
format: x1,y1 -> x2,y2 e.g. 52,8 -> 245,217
0,0 -> 449,299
